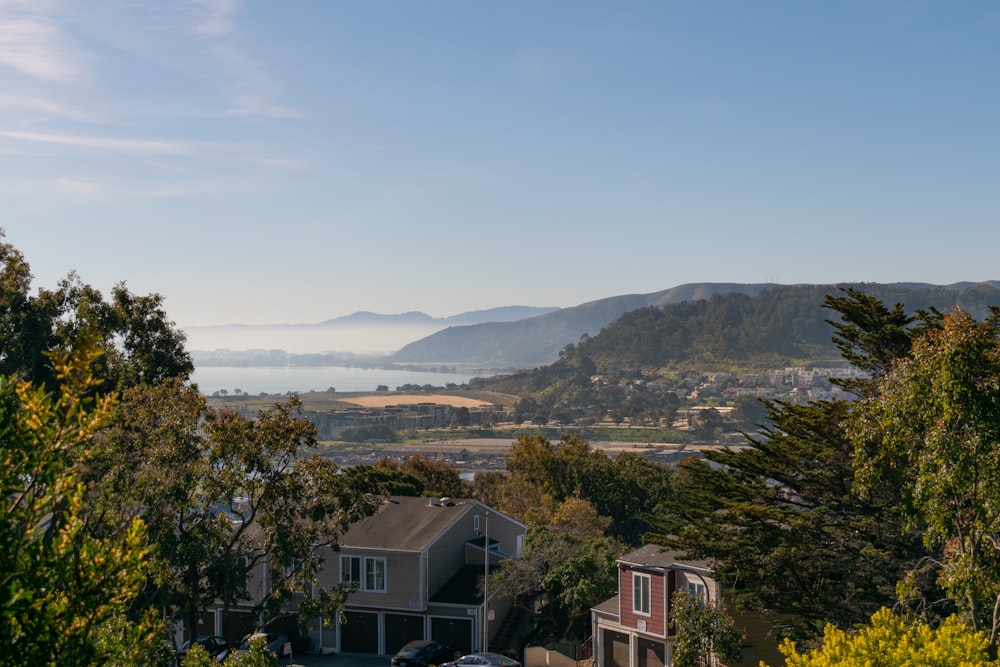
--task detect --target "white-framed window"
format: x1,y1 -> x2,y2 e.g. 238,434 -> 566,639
633,573 -> 651,615
474,514 -> 480,532
364,557 -> 386,592
341,555 -> 361,585
687,581 -> 706,604
342,555 -> 388,592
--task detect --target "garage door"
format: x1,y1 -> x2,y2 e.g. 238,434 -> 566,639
602,629 -> 630,667
341,611 -> 379,653
386,613 -> 425,654
431,617 -> 473,656
637,638 -> 665,667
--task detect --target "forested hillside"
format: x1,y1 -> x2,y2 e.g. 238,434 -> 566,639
390,281 -> 1000,368
476,282 -> 1000,399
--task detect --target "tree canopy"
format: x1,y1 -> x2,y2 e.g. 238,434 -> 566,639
0,348 -> 150,666
775,608 -> 1000,667
0,231 -> 192,393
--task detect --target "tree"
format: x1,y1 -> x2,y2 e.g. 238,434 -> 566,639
654,289 -> 935,641
850,309 -> 1000,640
0,232 -> 192,393
730,394 -> 768,427
774,608 -> 1000,667
490,499 -> 625,644
501,434 -> 672,545
399,454 -> 469,498
670,590 -> 742,667
0,348 -> 150,666
90,382 -> 380,640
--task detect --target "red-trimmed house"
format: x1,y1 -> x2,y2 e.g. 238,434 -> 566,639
590,545 -> 781,667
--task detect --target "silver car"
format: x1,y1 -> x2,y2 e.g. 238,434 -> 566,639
442,653 -> 522,667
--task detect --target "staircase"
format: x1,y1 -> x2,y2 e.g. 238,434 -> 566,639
491,602 -> 531,652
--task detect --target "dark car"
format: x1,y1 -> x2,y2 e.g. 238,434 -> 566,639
390,640 -> 458,667
176,635 -> 229,663
441,653 -> 522,667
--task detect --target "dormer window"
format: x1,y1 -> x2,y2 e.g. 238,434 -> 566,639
633,573 -> 651,615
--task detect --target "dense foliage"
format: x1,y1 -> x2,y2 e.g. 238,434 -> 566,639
0,349 -> 150,665
851,308 -> 1000,640
669,590 -> 742,667
652,290 -> 945,640
776,608 -> 1000,667
0,235 -> 380,664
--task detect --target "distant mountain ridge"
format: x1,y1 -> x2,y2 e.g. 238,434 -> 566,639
319,305 -> 560,327
182,305 -> 560,355
388,281 -> 1000,368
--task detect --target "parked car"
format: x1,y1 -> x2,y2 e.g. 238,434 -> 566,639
231,632 -> 290,659
390,640 -> 459,667
176,635 -> 229,663
441,653 -> 522,667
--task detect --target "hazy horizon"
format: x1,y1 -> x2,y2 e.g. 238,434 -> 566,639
182,323 -> 447,356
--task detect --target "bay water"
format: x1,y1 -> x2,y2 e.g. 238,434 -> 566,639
189,365 -> 480,396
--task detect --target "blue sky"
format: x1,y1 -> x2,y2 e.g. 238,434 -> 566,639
3,1 -> 999,327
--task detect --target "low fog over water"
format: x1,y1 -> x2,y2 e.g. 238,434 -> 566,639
181,323 -> 446,356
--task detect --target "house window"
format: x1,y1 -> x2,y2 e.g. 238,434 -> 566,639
633,573 -> 651,615
364,557 -> 386,592
474,515 -> 480,532
341,555 -> 361,585
343,555 -> 387,592
687,581 -> 706,604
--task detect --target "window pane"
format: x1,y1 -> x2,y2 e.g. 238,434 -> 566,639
365,557 -> 386,591
341,556 -> 360,583
634,574 -> 650,614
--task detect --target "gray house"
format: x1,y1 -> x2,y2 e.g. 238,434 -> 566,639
311,496 -> 526,656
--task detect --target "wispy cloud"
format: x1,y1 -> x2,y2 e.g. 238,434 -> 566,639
0,130 -> 195,155
189,0 -> 240,37
0,129 -> 300,170
0,1 -> 88,82
0,92 -> 93,120
2,175 -> 240,206
185,1 -> 301,119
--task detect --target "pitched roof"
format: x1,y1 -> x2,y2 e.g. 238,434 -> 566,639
618,544 -> 712,572
341,496 -> 478,552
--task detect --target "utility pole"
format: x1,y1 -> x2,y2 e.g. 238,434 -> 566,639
483,510 -> 489,653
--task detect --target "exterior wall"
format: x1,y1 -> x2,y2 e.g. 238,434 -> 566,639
338,548 -> 422,611
427,513 -> 474,596
618,565 -> 667,638
478,510 -> 526,557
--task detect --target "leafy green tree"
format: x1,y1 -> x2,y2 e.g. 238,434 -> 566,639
490,499 -> 625,644
502,434 -> 672,544
654,289 -> 936,641
0,348 -> 149,666
774,608 -> 1000,667
0,231 -> 192,393
222,636 -> 278,667
670,590 -> 742,667
340,457 -> 425,496
850,308 -> 1000,640
730,394 -> 768,427
91,382 -> 380,640
95,611 -> 176,667
399,454 -> 469,498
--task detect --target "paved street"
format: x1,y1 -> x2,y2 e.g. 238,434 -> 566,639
280,652 -> 387,667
